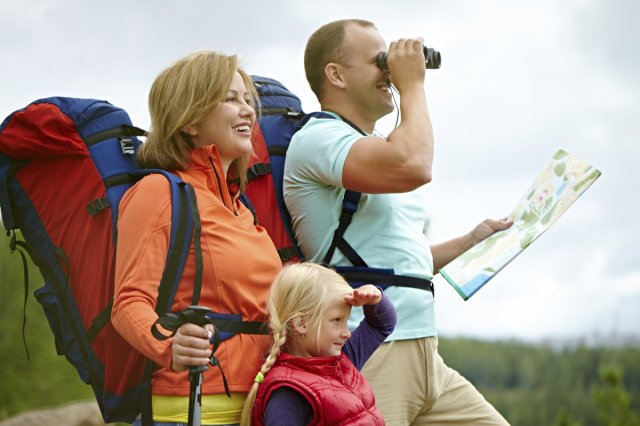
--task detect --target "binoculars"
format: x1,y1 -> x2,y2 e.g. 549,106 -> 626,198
376,45 -> 441,70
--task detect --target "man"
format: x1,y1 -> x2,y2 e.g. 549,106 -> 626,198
284,19 -> 512,425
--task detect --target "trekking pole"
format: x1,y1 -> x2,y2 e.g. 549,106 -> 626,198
152,306 -> 213,426
181,306 -> 212,426
188,362 -> 207,426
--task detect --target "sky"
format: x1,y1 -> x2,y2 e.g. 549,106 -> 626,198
1,0 -> 638,343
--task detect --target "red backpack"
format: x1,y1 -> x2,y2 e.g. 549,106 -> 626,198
0,97 -> 199,423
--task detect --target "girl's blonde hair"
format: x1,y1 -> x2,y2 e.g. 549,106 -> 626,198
240,263 -> 352,426
137,50 -> 258,192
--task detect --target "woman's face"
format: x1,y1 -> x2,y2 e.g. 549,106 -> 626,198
189,71 -> 256,172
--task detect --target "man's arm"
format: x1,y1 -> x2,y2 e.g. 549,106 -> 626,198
342,39 -> 433,194
431,217 -> 513,273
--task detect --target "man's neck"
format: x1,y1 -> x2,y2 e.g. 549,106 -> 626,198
320,102 -> 376,134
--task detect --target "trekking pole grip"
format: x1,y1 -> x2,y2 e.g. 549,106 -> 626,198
181,306 -> 213,376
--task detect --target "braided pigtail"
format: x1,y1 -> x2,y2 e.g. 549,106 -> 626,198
240,323 -> 288,426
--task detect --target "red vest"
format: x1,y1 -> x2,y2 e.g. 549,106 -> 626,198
252,352 -> 385,425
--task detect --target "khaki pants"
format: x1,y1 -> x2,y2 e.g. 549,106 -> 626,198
362,337 -> 510,426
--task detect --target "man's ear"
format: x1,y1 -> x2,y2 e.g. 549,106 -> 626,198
289,315 -> 307,336
325,63 -> 346,89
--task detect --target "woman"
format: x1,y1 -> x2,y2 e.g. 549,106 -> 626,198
112,51 -> 282,425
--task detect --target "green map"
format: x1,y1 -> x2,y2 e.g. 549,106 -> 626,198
440,149 -> 601,300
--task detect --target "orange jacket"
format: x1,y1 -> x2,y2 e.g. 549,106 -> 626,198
112,145 -> 281,396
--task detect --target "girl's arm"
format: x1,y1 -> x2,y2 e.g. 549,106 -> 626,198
264,387 -> 313,426
343,288 -> 397,370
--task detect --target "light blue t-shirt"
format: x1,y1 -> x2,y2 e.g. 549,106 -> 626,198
283,113 -> 436,340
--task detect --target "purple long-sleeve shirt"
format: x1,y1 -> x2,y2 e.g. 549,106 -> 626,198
263,293 -> 396,425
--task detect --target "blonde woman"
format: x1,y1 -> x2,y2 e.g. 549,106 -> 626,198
112,51 -> 282,425
241,263 -> 396,425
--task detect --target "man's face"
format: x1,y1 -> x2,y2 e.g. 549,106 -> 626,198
340,24 -> 394,121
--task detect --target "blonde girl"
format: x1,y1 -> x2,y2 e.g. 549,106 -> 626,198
241,263 -> 396,426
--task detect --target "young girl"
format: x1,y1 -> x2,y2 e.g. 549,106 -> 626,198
241,263 -> 396,426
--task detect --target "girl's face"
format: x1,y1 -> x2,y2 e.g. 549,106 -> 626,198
301,296 -> 352,358
188,71 -> 255,173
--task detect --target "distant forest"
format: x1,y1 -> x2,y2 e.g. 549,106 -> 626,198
1,237 -> 638,425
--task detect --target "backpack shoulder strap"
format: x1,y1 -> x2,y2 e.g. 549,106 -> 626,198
309,112 -> 366,267
128,170 -> 203,310
238,193 -> 257,225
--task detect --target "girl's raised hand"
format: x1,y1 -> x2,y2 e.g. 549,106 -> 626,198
344,284 -> 382,307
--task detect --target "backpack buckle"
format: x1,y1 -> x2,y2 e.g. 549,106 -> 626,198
119,137 -> 135,155
285,110 -> 304,119
87,198 -> 110,216
248,163 -> 271,179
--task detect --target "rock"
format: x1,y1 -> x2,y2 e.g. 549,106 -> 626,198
0,400 -> 117,426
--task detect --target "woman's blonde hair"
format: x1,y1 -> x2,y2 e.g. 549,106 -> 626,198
240,263 -> 352,426
137,50 -> 258,192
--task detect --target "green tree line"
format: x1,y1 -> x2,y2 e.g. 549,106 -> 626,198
1,234 -> 639,425
439,336 -> 640,425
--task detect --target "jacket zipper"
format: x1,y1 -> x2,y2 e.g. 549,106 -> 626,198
209,157 -> 238,216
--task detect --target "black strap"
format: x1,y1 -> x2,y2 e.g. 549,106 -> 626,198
54,246 -> 71,276
87,301 -> 111,342
322,190 -> 362,265
186,184 -> 203,306
267,146 -> 288,156
277,246 -> 299,263
103,173 -> 138,189
337,114 -> 367,136
10,233 -> 32,360
140,359 -> 154,426
152,314 -> 268,340
259,108 -> 305,119
338,268 -> 434,294
84,124 -> 147,147
155,182 -> 191,312
238,193 -> 257,226
208,319 -> 268,335
247,163 -> 271,182
335,238 -> 368,267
